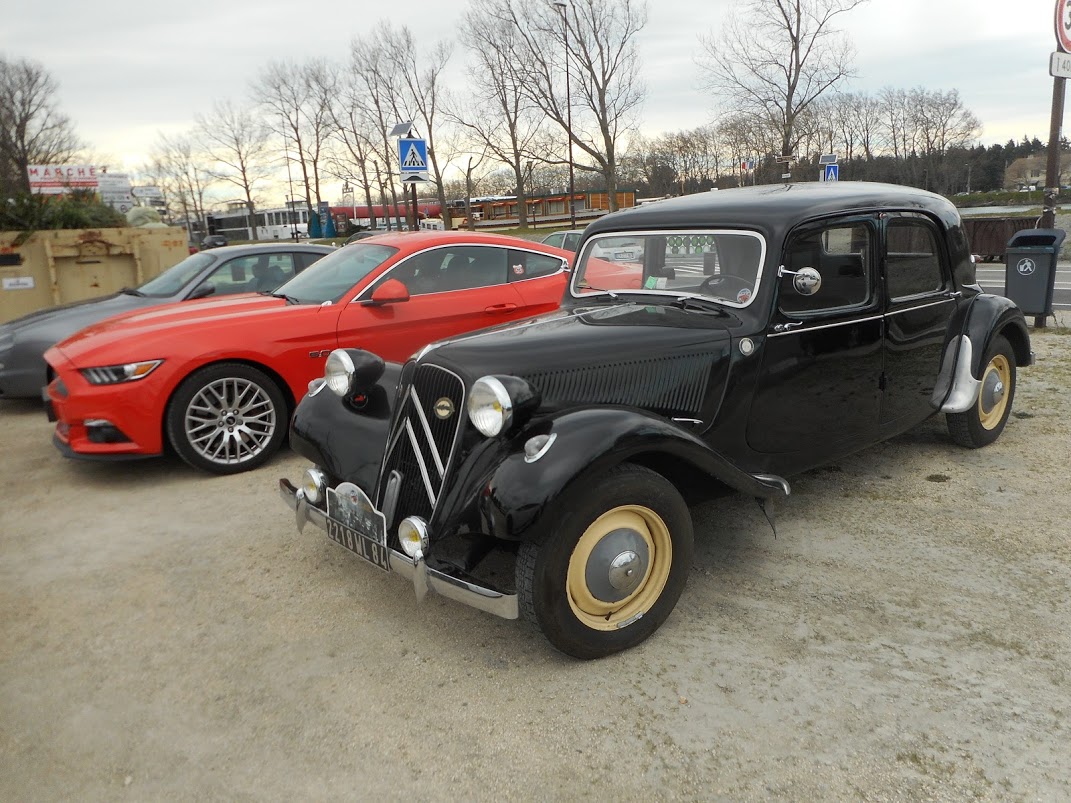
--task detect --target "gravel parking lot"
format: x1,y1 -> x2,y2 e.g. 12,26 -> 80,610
2,327 -> 1070,801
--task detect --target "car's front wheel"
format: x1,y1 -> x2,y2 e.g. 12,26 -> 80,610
517,463 -> 693,659
166,362 -> 287,474
947,334 -> 1016,448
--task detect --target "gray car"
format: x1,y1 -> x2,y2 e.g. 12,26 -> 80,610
0,242 -> 334,399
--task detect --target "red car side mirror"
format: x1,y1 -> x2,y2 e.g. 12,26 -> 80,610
369,278 -> 410,305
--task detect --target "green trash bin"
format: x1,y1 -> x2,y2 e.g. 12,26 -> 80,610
1004,228 -> 1065,316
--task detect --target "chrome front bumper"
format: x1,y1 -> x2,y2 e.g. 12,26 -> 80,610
278,479 -> 519,620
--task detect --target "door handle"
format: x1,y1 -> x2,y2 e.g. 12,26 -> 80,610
485,303 -> 518,314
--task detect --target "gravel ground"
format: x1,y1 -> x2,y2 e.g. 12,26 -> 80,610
2,326 -> 1069,801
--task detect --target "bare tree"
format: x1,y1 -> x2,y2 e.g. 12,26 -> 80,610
0,56 -> 82,196
381,24 -> 456,229
195,100 -> 273,239
327,73 -> 380,229
147,133 -> 212,238
483,0 -> 648,212
698,0 -> 867,159
254,60 -> 336,230
349,30 -> 406,230
453,12 -> 549,227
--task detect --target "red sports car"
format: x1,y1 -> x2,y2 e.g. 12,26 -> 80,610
45,231 -> 571,474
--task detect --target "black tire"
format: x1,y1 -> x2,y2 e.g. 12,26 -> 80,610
947,334 -> 1016,449
517,463 -> 694,659
166,362 -> 288,475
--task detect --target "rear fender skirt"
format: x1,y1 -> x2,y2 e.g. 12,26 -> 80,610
936,295 -> 1032,414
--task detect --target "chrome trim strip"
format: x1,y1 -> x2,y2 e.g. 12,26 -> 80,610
939,336 -> 981,413
567,228 -> 768,309
280,479 -> 519,620
753,473 -> 792,497
404,419 -> 437,507
767,313 -> 883,337
885,298 -> 953,316
409,386 -> 445,478
353,242 -> 568,303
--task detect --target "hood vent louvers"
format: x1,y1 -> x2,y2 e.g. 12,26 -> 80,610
523,352 -> 714,417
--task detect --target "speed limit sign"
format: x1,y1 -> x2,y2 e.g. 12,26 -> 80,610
1057,0 -> 1071,53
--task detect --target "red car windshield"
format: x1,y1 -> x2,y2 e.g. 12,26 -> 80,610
275,243 -> 399,304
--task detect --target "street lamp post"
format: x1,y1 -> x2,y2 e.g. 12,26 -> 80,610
553,1 -> 577,229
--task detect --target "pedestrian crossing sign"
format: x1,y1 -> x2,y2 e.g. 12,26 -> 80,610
824,164 -> 839,182
399,138 -> 429,181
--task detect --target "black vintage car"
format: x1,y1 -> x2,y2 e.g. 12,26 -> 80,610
280,182 -> 1032,659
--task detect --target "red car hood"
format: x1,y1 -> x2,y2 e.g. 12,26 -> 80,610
52,293 -> 320,364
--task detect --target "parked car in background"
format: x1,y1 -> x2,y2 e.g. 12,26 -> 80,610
542,228 -> 645,263
540,230 -> 582,252
45,231 -> 571,474
281,182 -> 1033,659
344,231 -> 379,246
0,243 -> 334,399
200,234 -> 228,249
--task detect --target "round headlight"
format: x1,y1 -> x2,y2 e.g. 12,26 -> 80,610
467,376 -> 513,437
301,467 -> 326,505
324,350 -> 355,397
397,516 -> 429,559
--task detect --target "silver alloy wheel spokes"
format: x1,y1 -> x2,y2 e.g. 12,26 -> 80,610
184,377 -> 276,465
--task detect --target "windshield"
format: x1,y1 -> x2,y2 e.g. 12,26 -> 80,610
275,243 -> 399,304
138,252 -> 217,297
572,230 -> 767,307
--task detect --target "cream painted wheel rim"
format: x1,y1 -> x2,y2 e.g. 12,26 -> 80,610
566,505 -> 672,631
978,354 -> 1011,431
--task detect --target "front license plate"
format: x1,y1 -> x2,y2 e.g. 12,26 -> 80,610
326,482 -> 390,572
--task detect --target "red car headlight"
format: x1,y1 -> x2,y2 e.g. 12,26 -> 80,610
79,360 -> 164,385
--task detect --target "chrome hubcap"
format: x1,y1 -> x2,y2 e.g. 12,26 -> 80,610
584,528 -> 650,603
185,377 -> 276,465
981,374 -> 1004,413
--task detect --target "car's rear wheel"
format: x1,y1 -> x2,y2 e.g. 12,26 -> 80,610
517,463 -> 693,659
167,363 -> 287,474
947,334 -> 1016,448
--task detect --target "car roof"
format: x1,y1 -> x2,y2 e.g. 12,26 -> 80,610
354,230 -> 570,253
584,182 -> 961,238
199,242 -> 335,255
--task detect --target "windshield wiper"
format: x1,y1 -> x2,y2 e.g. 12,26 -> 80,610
670,295 -> 731,315
577,285 -> 620,299
120,287 -> 145,297
263,291 -> 301,305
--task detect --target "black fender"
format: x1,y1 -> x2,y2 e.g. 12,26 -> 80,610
963,294 -> 1032,372
466,406 -> 790,543
288,360 -> 403,496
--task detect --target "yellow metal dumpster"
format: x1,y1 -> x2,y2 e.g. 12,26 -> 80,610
0,227 -> 189,324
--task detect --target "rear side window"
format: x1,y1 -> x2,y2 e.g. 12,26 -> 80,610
885,220 -> 945,299
294,250 -> 327,271
508,249 -> 565,281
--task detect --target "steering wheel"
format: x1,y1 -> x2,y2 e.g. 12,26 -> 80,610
697,273 -> 753,300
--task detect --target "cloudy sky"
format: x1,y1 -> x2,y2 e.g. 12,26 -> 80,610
1,0 -> 1062,196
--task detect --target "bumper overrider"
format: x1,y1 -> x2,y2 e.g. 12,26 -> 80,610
278,478 -> 519,620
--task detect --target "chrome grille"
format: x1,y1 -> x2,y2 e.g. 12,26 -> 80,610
378,364 -> 465,547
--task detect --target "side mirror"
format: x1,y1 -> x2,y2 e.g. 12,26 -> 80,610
792,267 -> 822,296
368,278 -> 410,306
779,265 -> 822,296
188,283 -> 216,300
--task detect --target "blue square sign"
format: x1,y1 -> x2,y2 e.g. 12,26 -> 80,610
824,164 -> 839,182
399,138 -> 429,181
